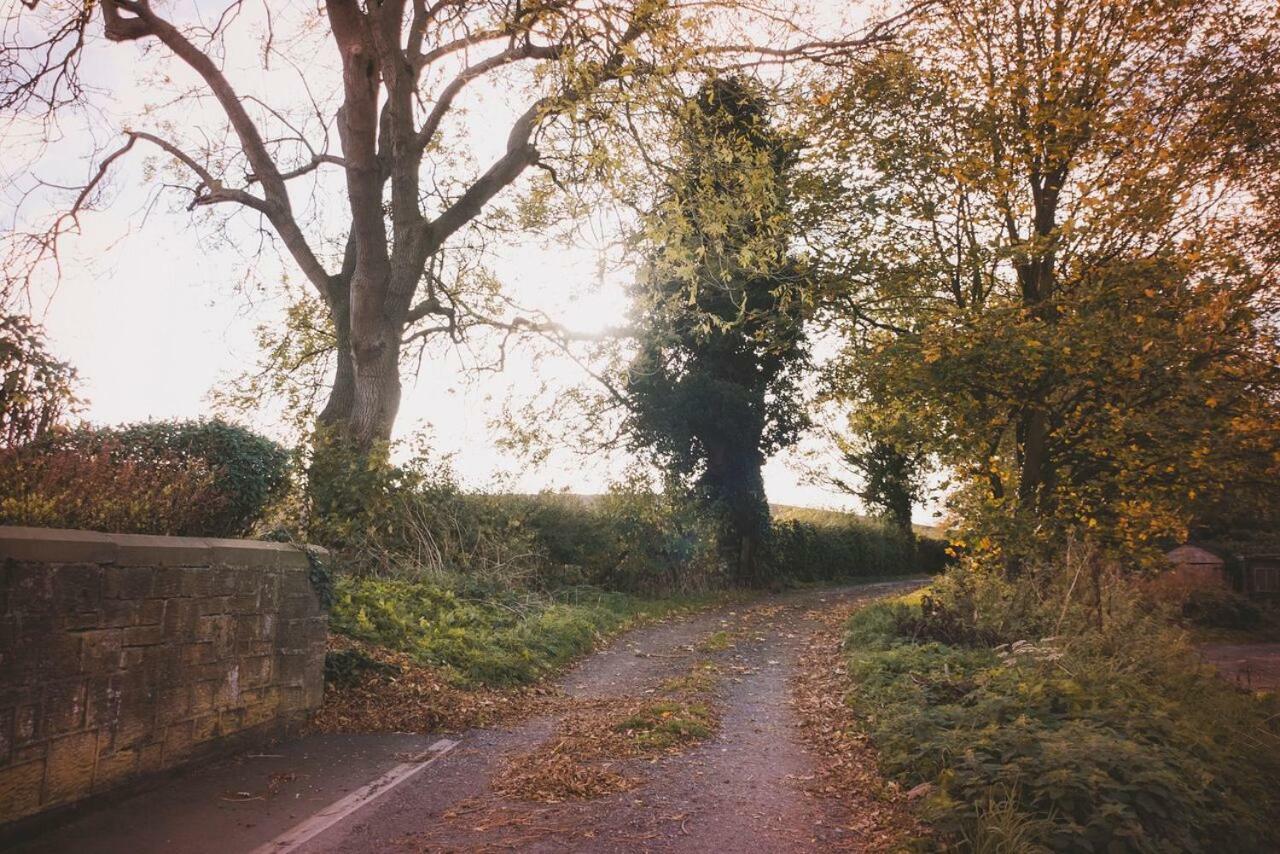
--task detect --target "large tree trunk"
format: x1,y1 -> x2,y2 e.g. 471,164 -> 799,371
704,441 -> 771,586
349,322 -> 402,452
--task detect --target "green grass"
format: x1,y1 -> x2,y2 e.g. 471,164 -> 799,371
329,576 -> 735,686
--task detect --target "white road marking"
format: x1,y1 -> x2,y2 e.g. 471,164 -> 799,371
248,738 -> 459,854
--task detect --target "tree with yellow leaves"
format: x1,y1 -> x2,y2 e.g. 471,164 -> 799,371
812,0 -> 1280,568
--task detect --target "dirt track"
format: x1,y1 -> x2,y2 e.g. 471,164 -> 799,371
301,581 -> 920,853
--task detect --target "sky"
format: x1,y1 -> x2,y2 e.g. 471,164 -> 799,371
6,0 -> 944,523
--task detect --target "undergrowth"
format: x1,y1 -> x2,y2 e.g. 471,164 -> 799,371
329,575 -> 728,686
842,556 -> 1280,853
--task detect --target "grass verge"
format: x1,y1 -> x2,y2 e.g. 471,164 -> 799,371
842,580 -> 1280,852
329,576 -> 742,686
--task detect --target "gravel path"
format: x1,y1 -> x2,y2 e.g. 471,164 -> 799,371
299,580 -> 921,853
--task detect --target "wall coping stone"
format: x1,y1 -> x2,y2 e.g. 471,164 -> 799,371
0,526 -> 324,568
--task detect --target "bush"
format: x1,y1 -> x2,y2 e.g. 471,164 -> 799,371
1180,587 -> 1265,631
770,516 -> 947,582
316,446 -> 725,596
0,419 -> 289,537
843,564 -> 1280,852
0,442 -> 230,536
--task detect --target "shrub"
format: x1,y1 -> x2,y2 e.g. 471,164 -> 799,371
0,442 -> 230,536
1,419 -> 289,537
1180,586 -> 1265,631
843,563 -> 1280,852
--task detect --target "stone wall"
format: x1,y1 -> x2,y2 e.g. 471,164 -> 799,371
0,527 -> 327,825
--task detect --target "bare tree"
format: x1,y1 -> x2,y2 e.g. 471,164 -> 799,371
2,0 -> 912,461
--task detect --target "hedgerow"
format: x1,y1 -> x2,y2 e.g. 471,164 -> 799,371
0,419 -> 289,537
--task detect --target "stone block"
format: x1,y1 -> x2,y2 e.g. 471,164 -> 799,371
138,598 -> 164,625
196,596 -> 230,616
190,680 -> 219,716
0,706 -> 13,764
79,628 -> 124,672
92,746 -> 138,793
229,593 -> 261,614
51,564 -> 103,612
161,599 -> 199,639
180,567 -> 215,597
103,566 -> 154,600
41,680 -> 87,735
240,656 -> 272,688
0,759 -> 44,822
180,642 -> 216,667
14,704 -> 38,746
43,731 -> 98,805
160,720 -> 194,763
62,610 -> 102,631
156,686 -> 190,725
275,653 -> 310,687
214,665 -> 241,709
191,714 -> 220,744
122,624 -> 164,647
101,599 -> 142,628
218,706 -> 246,735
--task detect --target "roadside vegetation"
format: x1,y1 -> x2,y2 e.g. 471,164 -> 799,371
843,558 -> 1280,852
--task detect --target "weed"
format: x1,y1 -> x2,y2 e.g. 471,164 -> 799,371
614,700 -> 715,750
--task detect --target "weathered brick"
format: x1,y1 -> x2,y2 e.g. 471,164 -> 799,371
275,653 -> 311,687
190,680 -> 219,716
214,665 -> 241,708
14,703 -> 38,746
62,610 -> 102,631
43,731 -> 98,805
106,689 -> 155,752
232,568 -> 264,596
51,565 -> 103,612
197,596 -> 230,616
229,592 -> 261,614
181,567 -> 220,597
0,706 -> 13,764
0,759 -> 44,822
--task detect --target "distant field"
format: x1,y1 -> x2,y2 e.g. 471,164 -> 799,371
504,492 -> 944,540
769,504 -> 944,539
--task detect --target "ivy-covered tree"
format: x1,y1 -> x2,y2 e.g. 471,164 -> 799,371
624,77 -> 810,585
